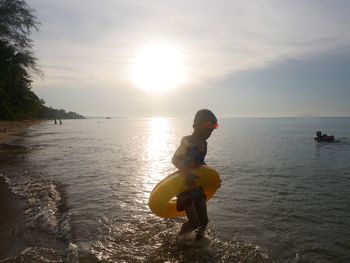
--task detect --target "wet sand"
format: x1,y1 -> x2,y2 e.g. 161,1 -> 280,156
0,120 -> 68,262
0,176 -> 20,255
0,120 -> 44,144
0,176 -> 26,259
0,121 -> 41,260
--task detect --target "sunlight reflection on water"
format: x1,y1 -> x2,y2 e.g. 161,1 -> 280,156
143,117 -> 174,202
11,117 -> 350,262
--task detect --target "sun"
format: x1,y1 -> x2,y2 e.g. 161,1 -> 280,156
131,43 -> 186,93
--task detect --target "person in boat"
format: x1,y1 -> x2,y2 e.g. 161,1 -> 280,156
314,131 -> 335,142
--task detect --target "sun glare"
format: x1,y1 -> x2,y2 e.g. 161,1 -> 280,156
131,44 -> 186,93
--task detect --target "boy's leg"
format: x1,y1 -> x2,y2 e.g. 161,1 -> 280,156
179,201 -> 201,236
194,197 -> 208,240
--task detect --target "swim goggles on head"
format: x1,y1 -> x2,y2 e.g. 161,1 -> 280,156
202,122 -> 219,129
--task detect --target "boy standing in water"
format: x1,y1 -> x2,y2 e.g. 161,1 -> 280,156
172,109 -> 218,240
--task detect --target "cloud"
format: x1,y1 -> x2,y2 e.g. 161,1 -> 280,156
28,0 -> 350,116
29,0 -> 350,92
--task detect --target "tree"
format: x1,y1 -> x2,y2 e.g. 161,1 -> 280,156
0,0 -> 39,51
0,0 -> 41,119
0,0 -> 84,120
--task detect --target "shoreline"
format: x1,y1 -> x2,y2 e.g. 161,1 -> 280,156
0,119 -> 70,261
0,176 -> 26,259
0,120 -> 45,145
0,176 -> 18,255
0,120 -> 42,260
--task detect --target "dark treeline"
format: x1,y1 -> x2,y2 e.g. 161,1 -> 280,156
39,106 -> 85,120
0,0 -> 84,120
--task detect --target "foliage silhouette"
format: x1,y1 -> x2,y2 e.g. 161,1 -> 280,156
0,0 -> 84,120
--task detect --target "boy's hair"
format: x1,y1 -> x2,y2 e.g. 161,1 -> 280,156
193,109 -> 217,125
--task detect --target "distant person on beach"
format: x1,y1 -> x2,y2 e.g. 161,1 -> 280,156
59,119 -> 62,125
172,109 -> 219,240
54,119 -> 57,125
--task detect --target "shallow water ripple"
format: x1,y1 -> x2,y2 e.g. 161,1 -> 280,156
1,118 -> 350,262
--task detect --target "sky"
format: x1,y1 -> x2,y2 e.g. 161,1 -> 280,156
28,0 -> 350,118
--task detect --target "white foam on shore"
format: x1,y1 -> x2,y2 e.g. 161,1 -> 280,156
87,215 -> 271,262
2,173 -> 61,233
0,171 -> 76,262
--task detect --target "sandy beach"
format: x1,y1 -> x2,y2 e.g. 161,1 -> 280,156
0,176 -> 25,258
0,120 -> 42,257
0,120 -> 62,262
0,120 -> 45,145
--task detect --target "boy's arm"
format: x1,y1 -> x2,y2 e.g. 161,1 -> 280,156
172,137 -> 190,172
172,137 -> 198,188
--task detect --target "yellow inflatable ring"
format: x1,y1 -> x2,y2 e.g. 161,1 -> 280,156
149,165 -> 221,218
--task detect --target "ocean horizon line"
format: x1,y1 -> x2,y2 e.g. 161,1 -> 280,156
82,115 -> 350,120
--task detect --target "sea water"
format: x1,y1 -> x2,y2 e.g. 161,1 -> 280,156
1,117 -> 350,262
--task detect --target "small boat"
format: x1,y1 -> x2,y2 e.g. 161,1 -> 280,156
314,131 -> 335,142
